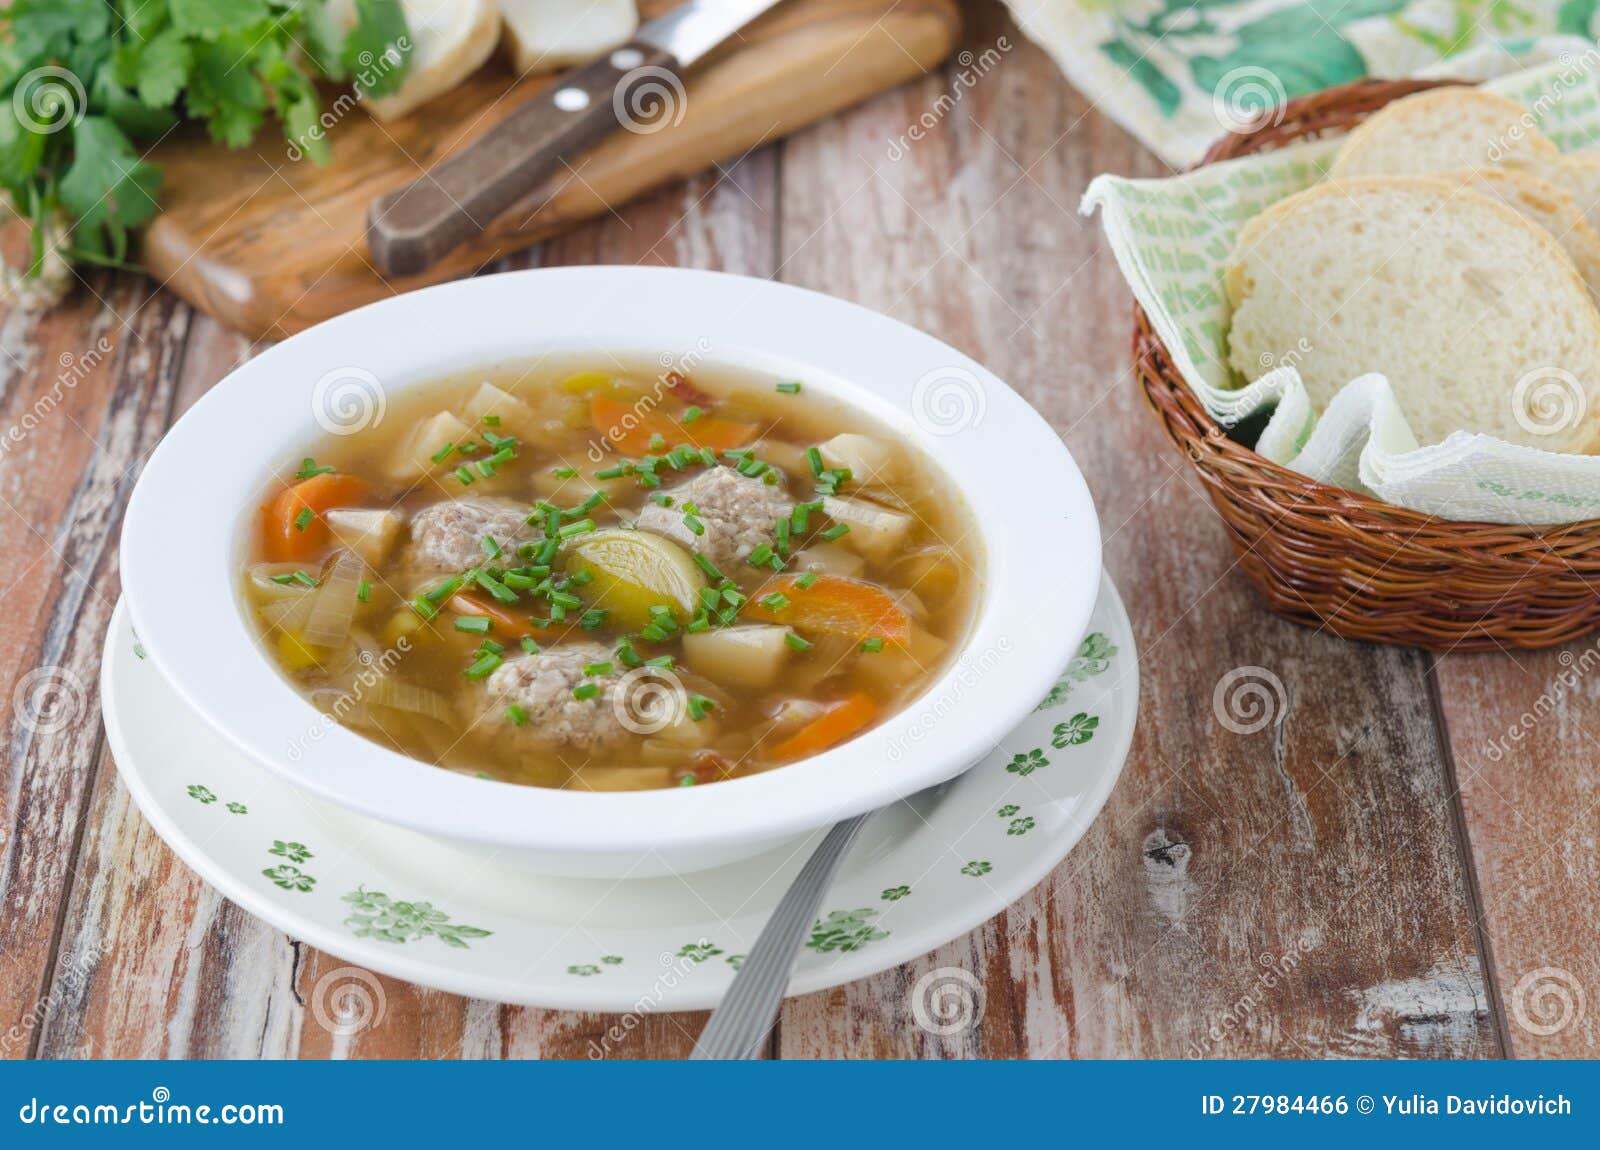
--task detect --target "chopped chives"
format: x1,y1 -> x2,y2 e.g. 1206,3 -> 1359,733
548,590 -> 583,610
479,638 -> 505,655
410,596 -> 438,619
481,535 -> 502,559
569,568 -> 593,586
683,513 -> 705,536
549,603 -> 567,623
535,539 -> 560,565
423,575 -> 463,603
584,661 -> 614,676
861,637 -> 885,653
677,774 -> 697,787
775,518 -> 790,555
503,571 -> 538,590
795,571 -> 818,589
573,682 -> 600,701
615,638 -> 642,667
270,573 -> 298,585
758,592 -> 789,611
357,580 -> 371,602
693,553 -> 726,583
295,457 -> 334,479
520,636 -> 541,654
821,523 -> 851,541
292,507 -> 314,532
430,443 -> 456,463
687,694 -> 716,720
698,448 -> 719,468
686,617 -> 710,633
699,586 -> 721,612
595,465 -> 630,480
455,615 -> 492,634
806,446 -> 824,476
648,433 -> 667,451
644,655 -> 674,670
482,414 -> 501,426
291,570 -> 317,588
454,466 -> 475,485
580,609 -> 607,630
747,543 -> 774,567
639,624 -> 668,643
569,492 -> 605,516
552,465 -> 577,478
682,405 -> 702,423
651,493 -> 674,507
506,703 -> 528,726
464,651 -> 503,680
775,381 -> 802,394
475,571 -> 519,604
721,587 -> 746,607
558,518 -> 596,539
457,442 -> 479,454
784,631 -> 812,652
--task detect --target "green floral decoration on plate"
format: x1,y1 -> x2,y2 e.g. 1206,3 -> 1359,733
342,887 -> 492,949
1006,749 -> 1048,776
961,860 -> 993,878
1052,713 -> 1099,748
261,864 -> 315,892
880,885 -> 911,901
270,840 -> 313,864
806,908 -> 889,953
186,784 -> 216,804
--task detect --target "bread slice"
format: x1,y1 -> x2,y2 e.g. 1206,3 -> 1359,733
1546,150 -> 1600,234
1329,89 -> 1557,180
1427,168 -> 1600,295
1226,178 -> 1600,452
360,0 -> 502,121
500,0 -> 638,75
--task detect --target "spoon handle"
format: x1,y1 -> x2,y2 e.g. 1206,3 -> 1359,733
690,813 -> 870,1059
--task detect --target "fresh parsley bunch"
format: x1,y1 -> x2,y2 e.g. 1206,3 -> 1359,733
0,0 -> 409,275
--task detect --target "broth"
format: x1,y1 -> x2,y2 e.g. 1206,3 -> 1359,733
244,360 -> 981,790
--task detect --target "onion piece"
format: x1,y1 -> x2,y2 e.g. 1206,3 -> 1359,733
301,550 -> 365,647
257,594 -> 315,634
362,678 -> 455,727
246,563 -> 315,604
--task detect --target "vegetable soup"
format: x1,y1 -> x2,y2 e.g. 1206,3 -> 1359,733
244,362 -> 981,790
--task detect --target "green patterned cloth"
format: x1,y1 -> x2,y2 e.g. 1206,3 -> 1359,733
1005,0 -> 1599,165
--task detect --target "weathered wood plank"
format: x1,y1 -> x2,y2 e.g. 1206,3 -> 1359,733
772,3 -> 1497,1059
1432,650 -> 1600,1057
0,277 -> 187,1058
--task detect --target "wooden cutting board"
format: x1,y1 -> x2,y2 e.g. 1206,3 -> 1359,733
141,0 -> 961,340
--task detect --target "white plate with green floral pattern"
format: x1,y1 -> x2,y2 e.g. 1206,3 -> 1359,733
102,575 -> 1136,1011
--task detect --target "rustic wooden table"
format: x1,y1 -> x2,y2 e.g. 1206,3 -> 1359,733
2,2 -> 1594,1060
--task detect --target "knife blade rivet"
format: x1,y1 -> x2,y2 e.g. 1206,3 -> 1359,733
610,48 -> 645,70
553,87 -> 591,112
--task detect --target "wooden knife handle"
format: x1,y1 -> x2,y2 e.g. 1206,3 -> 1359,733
367,43 -> 680,277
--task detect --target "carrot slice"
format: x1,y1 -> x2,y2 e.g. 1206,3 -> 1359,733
743,574 -> 913,644
261,473 -> 366,562
449,593 -> 565,644
590,396 -> 756,456
770,692 -> 879,761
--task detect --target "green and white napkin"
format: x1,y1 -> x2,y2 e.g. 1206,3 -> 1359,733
1082,60 -> 1600,525
1005,0 -> 1597,167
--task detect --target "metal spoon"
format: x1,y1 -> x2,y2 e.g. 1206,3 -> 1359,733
689,812 -> 870,1059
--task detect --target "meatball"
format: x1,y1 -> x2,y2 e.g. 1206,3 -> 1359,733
472,642 -> 629,749
634,467 -> 793,570
405,497 -> 534,571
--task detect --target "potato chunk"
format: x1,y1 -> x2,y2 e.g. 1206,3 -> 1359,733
820,496 -> 913,564
462,381 -> 535,434
683,625 -> 791,689
393,410 -> 471,482
565,529 -> 704,631
819,434 -> 903,485
325,508 -> 403,566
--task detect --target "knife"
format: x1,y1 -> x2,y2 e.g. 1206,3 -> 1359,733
367,0 -> 786,277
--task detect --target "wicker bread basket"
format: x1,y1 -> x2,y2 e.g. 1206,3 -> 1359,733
1134,76 -> 1600,652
